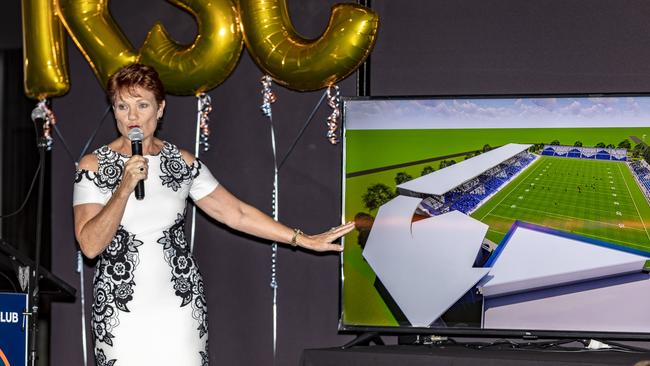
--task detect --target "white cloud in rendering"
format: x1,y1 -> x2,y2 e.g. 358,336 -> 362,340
345,96 -> 650,130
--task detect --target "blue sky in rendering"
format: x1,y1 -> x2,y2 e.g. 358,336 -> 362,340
345,97 -> 650,129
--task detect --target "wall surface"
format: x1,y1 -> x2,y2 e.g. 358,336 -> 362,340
370,0 -> 650,96
7,0 -> 650,364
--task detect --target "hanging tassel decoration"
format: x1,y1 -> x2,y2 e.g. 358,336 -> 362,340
326,85 -> 341,144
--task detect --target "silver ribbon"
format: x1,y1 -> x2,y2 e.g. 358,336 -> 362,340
198,93 -> 212,152
32,99 -> 55,150
261,75 -> 276,119
191,94 -> 213,253
76,251 -> 88,366
260,75 -> 279,360
326,85 -> 341,144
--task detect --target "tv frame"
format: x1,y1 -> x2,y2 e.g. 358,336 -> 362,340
338,92 -> 650,341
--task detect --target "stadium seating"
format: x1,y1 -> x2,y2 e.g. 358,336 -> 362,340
611,149 -> 628,161
596,150 -> 612,160
628,160 -> 650,202
543,145 -> 627,161
420,151 -> 537,216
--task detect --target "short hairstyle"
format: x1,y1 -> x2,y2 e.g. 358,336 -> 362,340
107,63 -> 165,105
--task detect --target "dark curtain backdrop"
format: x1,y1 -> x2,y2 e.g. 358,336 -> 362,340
0,48 -> 53,365
0,49 -> 51,264
370,0 -> 650,96
32,0 -> 650,365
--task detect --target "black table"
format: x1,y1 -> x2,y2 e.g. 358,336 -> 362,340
301,344 -> 650,366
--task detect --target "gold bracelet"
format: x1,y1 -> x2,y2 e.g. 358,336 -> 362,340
291,228 -> 303,247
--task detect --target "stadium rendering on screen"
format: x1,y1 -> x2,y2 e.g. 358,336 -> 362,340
341,95 -> 650,338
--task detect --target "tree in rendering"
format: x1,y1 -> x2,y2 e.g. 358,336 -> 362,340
421,166 -> 435,176
362,183 -> 396,212
395,172 -> 413,185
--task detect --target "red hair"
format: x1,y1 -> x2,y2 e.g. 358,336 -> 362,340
107,63 -> 165,104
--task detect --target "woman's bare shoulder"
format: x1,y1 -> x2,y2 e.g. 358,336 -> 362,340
78,153 -> 98,172
179,148 -> 196,166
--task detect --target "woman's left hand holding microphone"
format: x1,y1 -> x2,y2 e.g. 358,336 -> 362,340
116,156 -> 149,197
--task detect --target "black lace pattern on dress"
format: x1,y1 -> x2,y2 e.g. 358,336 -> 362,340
159,142 -> 193,192
93,146 -> 125,193
92,226 -> 143,347
191,158 -> 204,179
157,213 -> 209,338
95,348 -> 117,366
200,342 -> 209,366
74,169 -> 94,183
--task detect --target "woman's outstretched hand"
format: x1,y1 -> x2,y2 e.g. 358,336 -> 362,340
296,221 -> 356,252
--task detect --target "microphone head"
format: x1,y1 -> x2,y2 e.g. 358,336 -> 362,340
128,127 -> 144,142
31,107 -> 46,122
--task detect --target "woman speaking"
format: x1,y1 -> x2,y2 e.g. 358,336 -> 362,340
73,63 -> 353,365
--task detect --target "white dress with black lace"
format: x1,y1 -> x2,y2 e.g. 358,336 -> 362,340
73,142 -> 218,366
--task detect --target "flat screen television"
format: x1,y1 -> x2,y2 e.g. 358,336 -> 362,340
340,94 -> 650,340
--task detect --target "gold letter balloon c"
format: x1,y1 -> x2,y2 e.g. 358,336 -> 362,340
238,0 -> 379,91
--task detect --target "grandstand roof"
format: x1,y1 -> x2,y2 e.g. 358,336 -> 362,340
481,221 -> 650,333
479,222 -> 650,298
397,143 -> 533,196
362,196 -> 490,326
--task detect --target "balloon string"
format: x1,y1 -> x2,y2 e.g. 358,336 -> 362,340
276,85 -> 339,170
52,125 -> 76,168
191,94 -> 213,253
77,106 -> 112,163
260,74 -> 279,362
278,90 -> 328,170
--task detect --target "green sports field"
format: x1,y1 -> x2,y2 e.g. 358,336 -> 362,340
345,127 -> 650,173
471,156 -> 650,251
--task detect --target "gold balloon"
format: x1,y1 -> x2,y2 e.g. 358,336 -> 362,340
238,0 -> 379,91
22,0 -> 70,99
139,0 -> 244,96
56,0 -> 138,89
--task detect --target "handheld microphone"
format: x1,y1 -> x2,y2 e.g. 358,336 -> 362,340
127,128 -> 145,200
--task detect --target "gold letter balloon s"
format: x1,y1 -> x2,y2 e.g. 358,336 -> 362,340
139,0 -> 243,96
22,0 -> 69,99
238,0 -> 379,91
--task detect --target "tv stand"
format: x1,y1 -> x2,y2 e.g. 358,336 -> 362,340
398,334 -> 449,345
341,332 -> 385,349
304,343 -> 650,366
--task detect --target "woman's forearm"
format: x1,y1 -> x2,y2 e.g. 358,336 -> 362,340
76,187 -> 131,259
196,185 -> 350,252
228,202 -> 295,245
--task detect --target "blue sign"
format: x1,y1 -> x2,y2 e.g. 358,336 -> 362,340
0,293 -> 27,366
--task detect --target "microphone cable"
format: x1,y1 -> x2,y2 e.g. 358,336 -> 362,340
1,103 -> 112,218
0,111 -> 42,219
